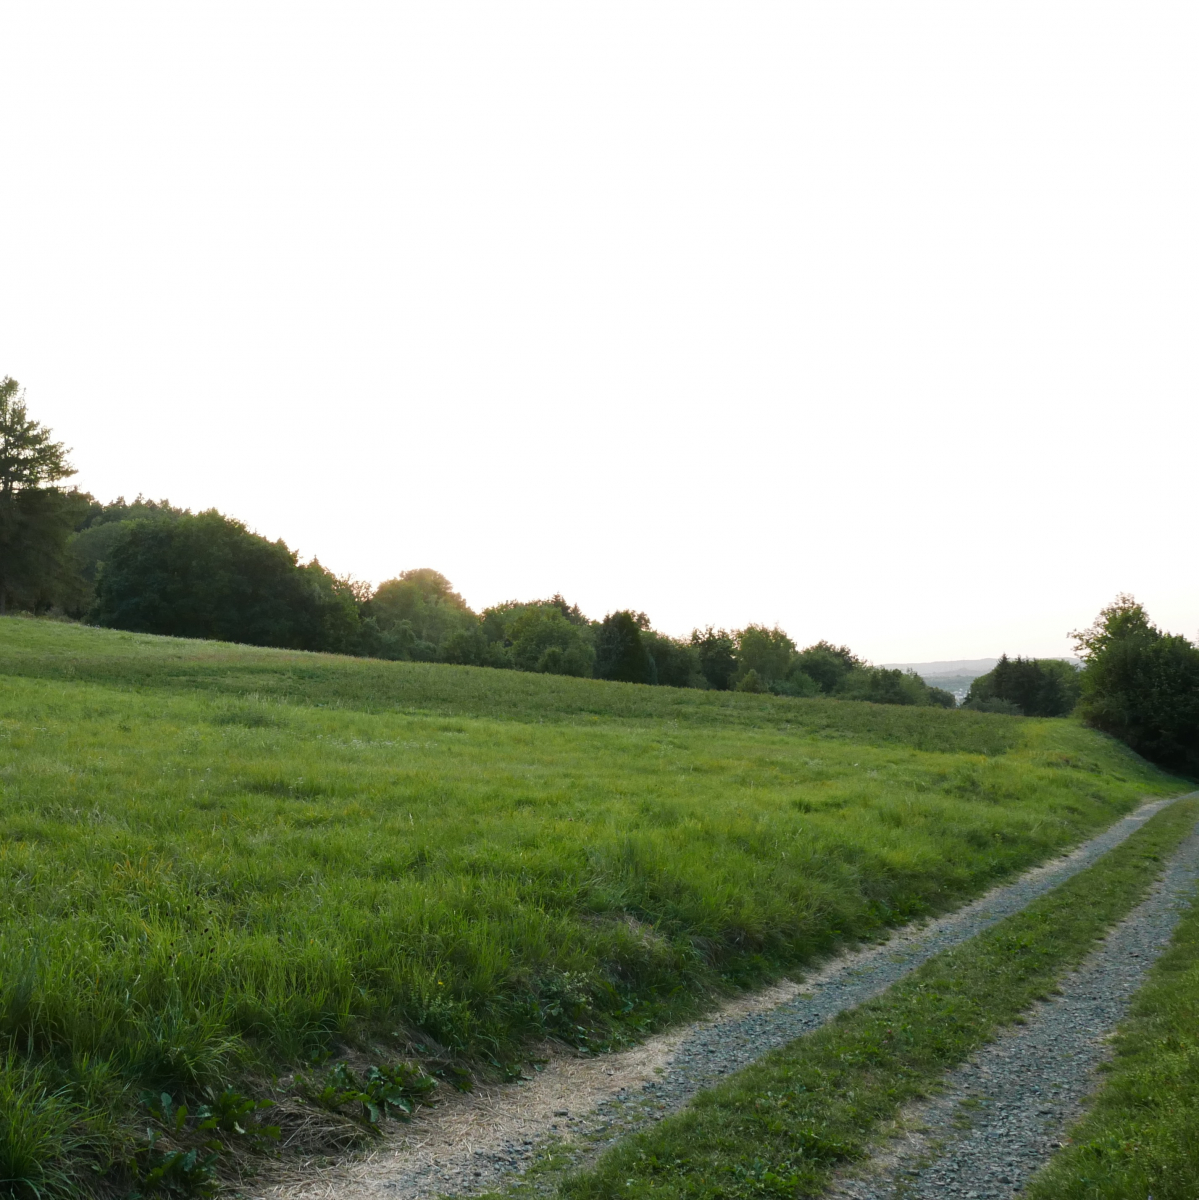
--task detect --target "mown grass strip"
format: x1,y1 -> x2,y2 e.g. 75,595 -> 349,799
543,797 -> 1199,1200
1024,851 -> 1199,1200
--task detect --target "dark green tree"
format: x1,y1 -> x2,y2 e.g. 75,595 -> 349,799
595,611 -> 655,684
64,496 -> 187,615
367,569 -> 478,660
690,626 -> 737,690
0,378 -> 73,497
492,602 -> 595,676
964,654 -> 1080,717
1072,595 -> 1199,774
0,378 -> 82,613
793,641 -> 862,694
643,630 -> 703,688
735,625 -> 796,689
90,510 -> 360,651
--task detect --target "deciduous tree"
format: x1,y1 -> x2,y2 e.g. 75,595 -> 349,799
1073,595 -> 1199,773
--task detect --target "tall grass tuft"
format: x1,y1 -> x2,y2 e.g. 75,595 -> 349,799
0,1059 -> 82,1199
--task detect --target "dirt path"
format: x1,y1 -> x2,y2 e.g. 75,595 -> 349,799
257,795 -> 1190,1200
827,813 -> 1199,1199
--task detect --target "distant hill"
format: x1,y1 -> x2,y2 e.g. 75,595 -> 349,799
881,659 -> 999,704
882,658 -> 1001,677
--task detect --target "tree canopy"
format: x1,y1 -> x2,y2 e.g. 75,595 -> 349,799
0,378 -> 82,614
964,654 -> 1080,717
0,377 -> 73,498
595,611 -> 655,684
90,511 -> 360,650
1073,595 -> 1199,774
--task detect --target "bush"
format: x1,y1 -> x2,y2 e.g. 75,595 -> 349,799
962,695 -> 1023,716
771,669 -> 822,698
837,666 -> 930,706
1073,595 -> 1199,775
735,668 -> 764,693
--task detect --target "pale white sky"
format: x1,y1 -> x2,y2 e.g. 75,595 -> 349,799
2,5 -> 1196,662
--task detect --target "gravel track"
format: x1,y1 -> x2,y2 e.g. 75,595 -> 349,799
260,795 -> 1192,1200
829,813 -> 1199,1199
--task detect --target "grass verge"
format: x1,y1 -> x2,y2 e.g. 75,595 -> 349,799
1024,852 -> 1199,1199
537,798 -> 1199,1200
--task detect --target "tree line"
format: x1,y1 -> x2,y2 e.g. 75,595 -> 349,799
0,378 -> 954,706
961,654 -> 1081,717
6,378 -> 1198,763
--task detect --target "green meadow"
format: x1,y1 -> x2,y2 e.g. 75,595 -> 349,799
0,617 -> 1184,1194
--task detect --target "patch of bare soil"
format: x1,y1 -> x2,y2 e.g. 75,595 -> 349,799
253,978 -> 803,1200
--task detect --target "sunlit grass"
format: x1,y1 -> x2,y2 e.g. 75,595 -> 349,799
0,616 -> 1185,1192
548,800 -> 1199,1200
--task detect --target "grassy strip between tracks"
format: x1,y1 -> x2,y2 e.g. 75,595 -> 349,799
1024,848 -> 1199,1200
522,797 -> 1199,1200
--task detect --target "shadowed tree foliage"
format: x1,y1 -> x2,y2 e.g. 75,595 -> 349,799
1073,595 -> 1199,775
643,630 -> 704,688
595,611 -> 655,684
732,626 -> 821,697
366,568 -> 479,660
0,378 -> 86,614
838,665 -> 954,707
736,625 -> 795,687
964,654 -> 1080,717
67,497 -> 185,599
793,641 -> 863,694
691,626 -> 738,690
516,611 -> 594,675
90,510 -> 360,651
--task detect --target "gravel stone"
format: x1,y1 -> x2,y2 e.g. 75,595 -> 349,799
830,816 -> 1199,1198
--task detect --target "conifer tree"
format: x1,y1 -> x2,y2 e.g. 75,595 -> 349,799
0,378 -> 78,613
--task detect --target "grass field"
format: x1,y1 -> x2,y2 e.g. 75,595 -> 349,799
0,616 -> 1185,1196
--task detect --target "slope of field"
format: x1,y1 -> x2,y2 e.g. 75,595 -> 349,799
0,619 -> 1017,748
0,617 -> 1184,1194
